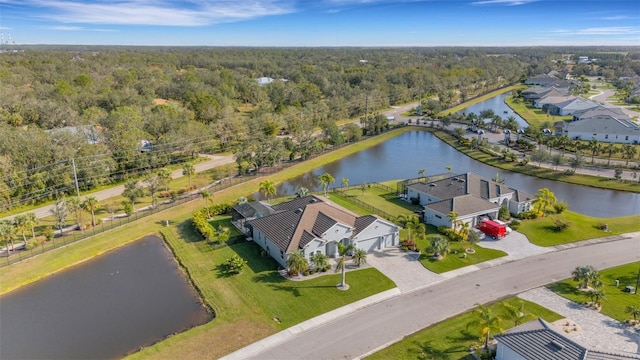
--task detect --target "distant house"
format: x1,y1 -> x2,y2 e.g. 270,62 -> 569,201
524,73 -> 558,86
557,106 -> 640,144
256,77 -> 288,87
545,97 -> 599,116
522,87 -> 569,103
406,173 -> 534,229
46,125 -> 104,144
534,95 -> 575,109
495,318 -> 640,360
239,196 -> 399,268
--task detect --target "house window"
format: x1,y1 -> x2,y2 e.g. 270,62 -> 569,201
435,214 -> 441,219
605,134 -> 608,139
280,250 -> 284,258
626,136 -> 629,141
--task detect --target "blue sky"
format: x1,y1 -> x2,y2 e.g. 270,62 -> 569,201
1,0 -> 639,46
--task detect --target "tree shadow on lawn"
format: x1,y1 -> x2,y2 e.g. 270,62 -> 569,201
177,219 -> 206,243
408,339 -> 470,360
269,283 -> 337,298
547,282 -> 579,297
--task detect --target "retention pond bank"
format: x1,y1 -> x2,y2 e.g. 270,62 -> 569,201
0,235 -> 212,360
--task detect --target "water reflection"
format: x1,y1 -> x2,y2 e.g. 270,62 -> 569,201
0,235 -> 212,360
268,131 -> 639,217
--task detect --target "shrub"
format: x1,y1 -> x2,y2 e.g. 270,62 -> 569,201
553,201 -> 568,214
552,217 -> 570,232
225,255 -> 247,274
410,197 -> 420,205
122,202 -> 134,216
597,223 -> 608,231
509,219 -> 521,230
498,206 -> 510,221
519,210 -> 539,219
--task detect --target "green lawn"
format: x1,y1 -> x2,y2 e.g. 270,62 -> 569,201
517,210 -> 640,247
504,96 -> 573,129
547,262 -> 640,322
335,186 -> 420,218
208,215 -> 243,238
366,297 -> 562,360
418,238 -> 507,274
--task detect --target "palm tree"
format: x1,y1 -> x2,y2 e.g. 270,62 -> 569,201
572,265 -> 599,289
258,179 -> 277,202
311,252 -> 330,272
335,242 -> 354,290
200,190 -> 211,217
428,236 -> 450,259
467,304 -> 503,351
25,212 -> 38,242
182,162 -> 196,186
604,143 -> 619,166
459,221 -> 471,241
556,135 -> 570,156
621,144 -> 638,166
535,188 -> 556,214
588,138 -> 603,164
466,228 -> 482,252
82,196 -> 100,227
144,173 -> 161,207
286,250 -> 308,278
67,196 -> 84,234
157,167 -> 172,191
352,248 -> 367,267
319,173 -> 335,197
569,151 -> 585,173
503,300 -> 530,326
236,196 -> 248,205
0,221 -> 16,255
295,186 -> 309,198
625,305 -> 640,321
404,215 -> 421,244
447,211 -> 459,232
13,214 -> 30,245
341,177 -> 349,190
585,288 -> 606,306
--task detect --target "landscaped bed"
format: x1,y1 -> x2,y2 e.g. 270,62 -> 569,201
546,262 -> 640,322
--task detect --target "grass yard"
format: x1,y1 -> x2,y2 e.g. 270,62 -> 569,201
516,210 -> 640,247
335,186 -> 420,218
208,215 -> 244,238
504,96 -> 573,129
418,238 -> 507,274
130,223 -> 396,359
546,262 -> 640,322
366,297 -> 562,360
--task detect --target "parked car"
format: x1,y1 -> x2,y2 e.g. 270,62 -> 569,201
477,219 -> 507,239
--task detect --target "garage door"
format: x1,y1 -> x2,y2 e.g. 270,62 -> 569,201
357,237 -> 379,252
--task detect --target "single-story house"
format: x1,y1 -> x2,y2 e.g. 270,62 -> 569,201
495,318 -> 640,360
558,106 -> 640,144
241,195 -> 399,268
544,97 -> 599,116
534,95 -> 575,109
406,173 -> 534,229
522,87 -> 570,103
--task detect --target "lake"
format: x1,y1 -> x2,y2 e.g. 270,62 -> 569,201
456,92 -> 529,129
273,131 -> 639,217
0,235 -> 212,360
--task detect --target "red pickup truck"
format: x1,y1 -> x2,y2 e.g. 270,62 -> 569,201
477,219 -> 507,239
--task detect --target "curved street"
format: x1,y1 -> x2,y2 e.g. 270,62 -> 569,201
225,234 -> 640,360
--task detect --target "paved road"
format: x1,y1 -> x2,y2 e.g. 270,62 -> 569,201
247,235 -> 640,360
1,154 -> 235,222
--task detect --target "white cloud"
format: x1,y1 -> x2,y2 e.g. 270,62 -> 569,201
471,0 -> 537,5
552,26 -> 640,36
20,0 -> 298,26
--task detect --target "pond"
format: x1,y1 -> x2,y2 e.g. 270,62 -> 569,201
0,235 -> 212,360
272,131 -> 639,217
456,92 -> 529,129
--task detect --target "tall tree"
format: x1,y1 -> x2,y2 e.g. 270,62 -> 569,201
81,196 -> 100,227
467,304 -> 503,351
604,143 -> 620,166
67,196 -> 84,234
13,214 -> 31,245
621,144 -> 638,166
259,179 -> 277,202
418,169 -> 426,182
157,167 -> 172,191
25,212 -> 38,241
0,221 -> 15,255
50,198 -> 69,236
182,161 -> 196,187
335,242 -> 354,290
319,173 -> 335,197
145,173 -> 162,207
122,180 -> 145,211
341,177 -> 349,189
535,188 -> 556,214
200,190 -> 212,217
447,211 -> 459,232
588,138 -> 603,164
503,300 -> 531,326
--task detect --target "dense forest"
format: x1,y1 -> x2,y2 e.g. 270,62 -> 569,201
1,46 -> 639,210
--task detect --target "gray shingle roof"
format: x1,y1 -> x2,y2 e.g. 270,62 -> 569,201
408,173 -> 513,202
249,196 -> 391,254
425,194 -> 500,216
573,106 -> 631,122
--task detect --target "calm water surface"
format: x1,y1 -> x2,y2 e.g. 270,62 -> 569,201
0,235 -> 212,360
274,131 -> 639,217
